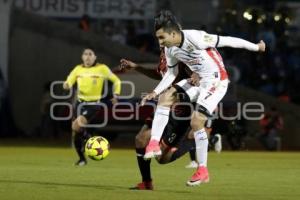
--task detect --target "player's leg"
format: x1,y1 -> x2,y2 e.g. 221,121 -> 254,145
187,80 -> 229,186
144,87 -> 178,159
210,133 -> 222,153
72,115 -> 88,166
157,136 -> 195,164
130,124 -> 153,190
153,79 -> 198,164
155,106 -> 193,164
72,102 -> 98,166
185,148 -> 198,168
186,110 -> 210,185
185,120 -> 213,168
132,102 -> 191,189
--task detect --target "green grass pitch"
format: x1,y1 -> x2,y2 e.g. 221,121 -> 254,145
0,146 -> 299,200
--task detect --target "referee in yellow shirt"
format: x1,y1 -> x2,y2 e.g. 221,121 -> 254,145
63,48 -> 121,166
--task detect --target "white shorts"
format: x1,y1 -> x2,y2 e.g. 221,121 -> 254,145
175,79 -> 229,115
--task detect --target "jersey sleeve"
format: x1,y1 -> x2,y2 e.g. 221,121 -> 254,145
217,36 -> 259,51
165,47 -> 179,67
153,66 -> 177,95
188,30 -> 219,49
65,66 -> 78,88
103,65 -> 121,95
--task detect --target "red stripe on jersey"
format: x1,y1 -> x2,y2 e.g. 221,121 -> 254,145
214,49 -> 224,63
156,50 -> 167,77
206,48 -> 228,80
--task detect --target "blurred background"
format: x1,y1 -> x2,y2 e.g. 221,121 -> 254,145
0,0 -> 300,150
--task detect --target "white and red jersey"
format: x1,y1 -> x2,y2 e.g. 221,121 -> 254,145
167,46 -> 228,81
154,29 -> 259,95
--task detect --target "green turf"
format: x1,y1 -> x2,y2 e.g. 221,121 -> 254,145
0,147 -> 299,200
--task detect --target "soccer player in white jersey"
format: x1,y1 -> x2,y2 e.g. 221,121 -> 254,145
142,10 -> 266,186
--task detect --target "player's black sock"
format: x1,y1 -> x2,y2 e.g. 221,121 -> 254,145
210,135 -> 218,145
136,148 -> 152,182
74,132 -> 86,161
170,138 -> 195,162
189,148 -> 196,161
83,129 -> 92,145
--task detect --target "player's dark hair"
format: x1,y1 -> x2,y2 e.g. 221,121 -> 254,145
83,47 -> 96,53
154,10 -> 181,33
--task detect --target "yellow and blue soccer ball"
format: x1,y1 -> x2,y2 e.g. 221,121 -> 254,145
85,136 -> 110,160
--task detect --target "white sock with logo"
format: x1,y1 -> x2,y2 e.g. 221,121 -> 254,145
150,106 -> 170,141
194,128 -> 208,167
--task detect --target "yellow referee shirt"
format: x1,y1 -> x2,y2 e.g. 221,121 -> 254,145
65,63 -> 121,101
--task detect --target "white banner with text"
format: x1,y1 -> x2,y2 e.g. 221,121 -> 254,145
4,0 -> 156,19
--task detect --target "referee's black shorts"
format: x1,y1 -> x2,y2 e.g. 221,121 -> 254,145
74,100 -> 102,122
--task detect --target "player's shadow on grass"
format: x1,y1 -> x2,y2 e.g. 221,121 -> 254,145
0,179 -> 192,193
0,179 -> 126,190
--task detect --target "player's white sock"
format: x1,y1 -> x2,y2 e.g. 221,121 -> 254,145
194,128 -> 208,167
150,106 -> 170,141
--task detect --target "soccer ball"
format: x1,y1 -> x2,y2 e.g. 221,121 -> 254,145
85,136 -> 110,160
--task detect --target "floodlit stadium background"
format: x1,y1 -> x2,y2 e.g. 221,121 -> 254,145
0,1 -> 300,200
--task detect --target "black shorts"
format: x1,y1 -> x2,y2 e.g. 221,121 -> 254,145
144,104 -> 192,147
74,101 -> 101,122
161,112 -> 191,148
144,103 -> 192,128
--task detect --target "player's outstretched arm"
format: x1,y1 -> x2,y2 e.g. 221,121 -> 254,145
120,58 -> 138,70
191,30 -> 266,52
120,58 -> 161,80
218,36 -> 266,52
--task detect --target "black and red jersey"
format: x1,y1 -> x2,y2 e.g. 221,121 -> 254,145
156,49 -> 192,84
155,49 -> 193,117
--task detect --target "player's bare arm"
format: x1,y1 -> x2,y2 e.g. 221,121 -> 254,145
120,58 -> 161,80
120,58 -> 138,70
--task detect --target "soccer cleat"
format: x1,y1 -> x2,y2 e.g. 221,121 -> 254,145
74,159 -> 87,166
144,139 -> 161,159
130,181 -> 154,190
186,166 -> 209,186
214,134 -> 222,153
185,161 -> 198,169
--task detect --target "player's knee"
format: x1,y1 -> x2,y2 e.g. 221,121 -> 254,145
72,116 -> 87,132
156,153 -> 170,164
190,116 -> 205,130
157,88 -> 177,107
187,129 -> 194,139
190,117 -> 198,130
156,151 -> 172,164
72,121 -> 81,132
135,134 -> 148,148
135,128 -> 151,148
